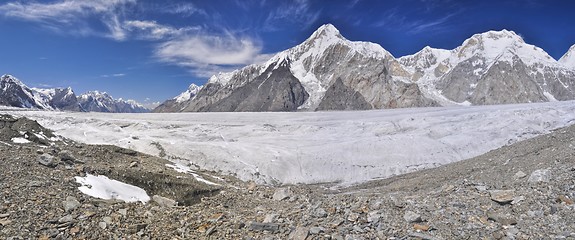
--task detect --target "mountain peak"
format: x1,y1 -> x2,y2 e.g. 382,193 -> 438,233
306,24 -> 343,42
174,83 -> 202,103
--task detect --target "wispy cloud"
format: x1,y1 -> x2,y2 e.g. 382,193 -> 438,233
154,32 -> 271,78
100,73 -> 126,78
0,0 -> 136,40
124,20 -> 200,40
374,7 -> 460,35
264,0 -> 321,31
160,3 -> 207,17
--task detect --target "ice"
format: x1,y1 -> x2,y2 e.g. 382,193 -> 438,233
5,101 -> 575,185
75,174 -> 150,203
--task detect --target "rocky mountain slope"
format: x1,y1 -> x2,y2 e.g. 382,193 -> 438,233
0,74 -> 149,113
78,91 -> 149,113
1,114 -> 573,239
157,24 -> 575,112
152,83 -> 201,113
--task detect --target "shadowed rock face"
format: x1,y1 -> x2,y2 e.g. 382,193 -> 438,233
191,59 -> 308,112
317,78 -> 371,111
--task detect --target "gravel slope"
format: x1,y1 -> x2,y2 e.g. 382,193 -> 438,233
0,114 -> 574,239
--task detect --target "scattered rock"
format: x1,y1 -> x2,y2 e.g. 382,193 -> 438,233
152,195 -> 177,207
129,224 -> 148,234
102,216 -> 113,225
0,219 -> 12,226
59,150 -> 76,163
118,208 -> 128,216
27,180 -> 44,187
58,215 -> 74,223
313,208 -> 328,218
403,211 -> 423,223
263,214 -> 279,223
489,190 -> 515,204
511,196 -> 525,205
63,196 -> 81,212
272,188 -> 292,201
249,221 -> 280,232
409,232 -> 443,240
528,169 -> 551,183
289,227 -> 309,240
514,170 -> 527,179
0,213 -> 9,218
247,181 -> 257,191
414,223 -> 431,231
37,154 -> 58,168
475,185 -> 488,192
129,161 -> 138,168
487,212 -> 517,226
309,226 -> 325,234
557,195 -> 574,205
98,222 -> 107,229
367,211 -> 381,223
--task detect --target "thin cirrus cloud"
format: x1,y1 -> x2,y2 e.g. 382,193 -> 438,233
100,73 -> 126,78
0,0 -> 297,78
154,34 -> 269,77
124,20 -> 200,40
0,0 -> 136,40
263,0 -> 321,31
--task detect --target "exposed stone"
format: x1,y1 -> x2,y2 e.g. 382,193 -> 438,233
263,214 -> 279,223
514,170 -> 527,179
414,223 -> 431,231
152,195 -> 177,207
489,190 -> 515,204
528,169 -> 551,183
487,212 -> 518,226
58,215 -> 74,223
37,154 -> 58,168
63,196 -> 81,212
313,208 -> 328,218
289,227 -> 309,240
248,221 -> 280,232
309,226 -> 325,235
403,211 -> 423,223
557,195 -> 574,205
272,188 -> 292,201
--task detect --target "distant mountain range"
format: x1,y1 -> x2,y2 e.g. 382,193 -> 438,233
155,24 -> 575,112
0,74 -> 149,113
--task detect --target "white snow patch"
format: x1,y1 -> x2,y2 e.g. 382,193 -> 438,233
75,174 -> 150,203
166,163 -> 220,186
543,92 -> 558,102
11,137 -> 30,144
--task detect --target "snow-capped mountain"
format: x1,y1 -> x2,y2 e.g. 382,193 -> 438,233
0,74 -> 53,110
152,83 -> 202,113
402,30 -> 575,105
0,74 -> 149,113
33,87 -> 81,111
559,44 -> 575,69
78,91 -> 149,113
159,24 -> 436,112
159,24 -> 575,112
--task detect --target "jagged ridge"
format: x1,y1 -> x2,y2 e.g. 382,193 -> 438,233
157,24 -> 575,112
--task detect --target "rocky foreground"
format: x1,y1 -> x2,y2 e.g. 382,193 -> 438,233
0,114 -> 574,239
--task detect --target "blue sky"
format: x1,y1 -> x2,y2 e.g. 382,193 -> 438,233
0,0 -> 573,105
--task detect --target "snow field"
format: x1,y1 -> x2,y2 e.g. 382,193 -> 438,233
5,101 -> 575,185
